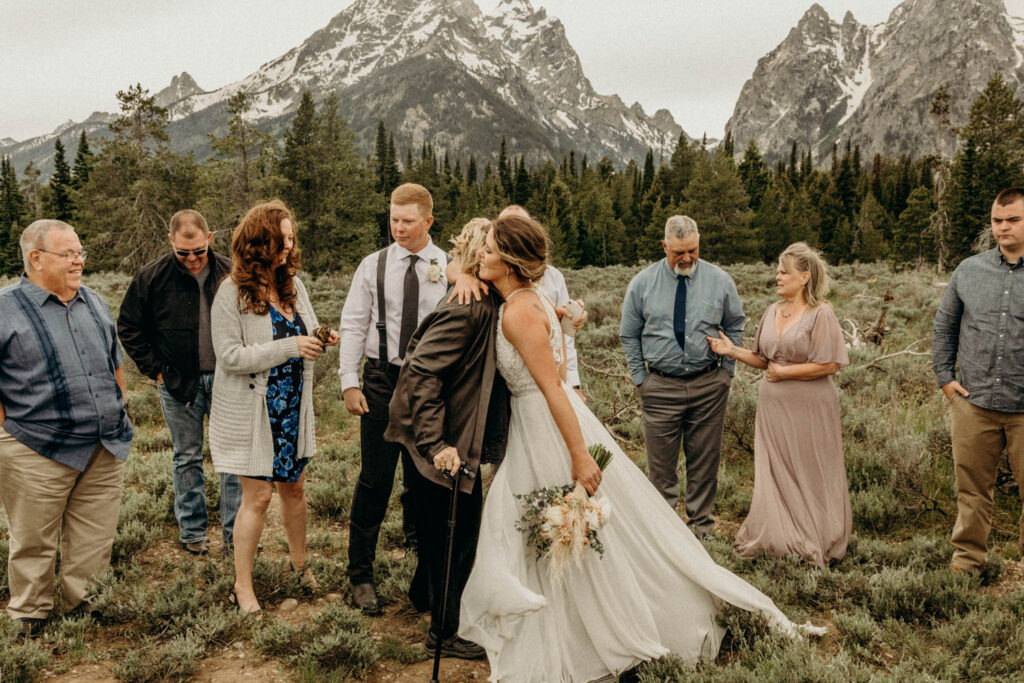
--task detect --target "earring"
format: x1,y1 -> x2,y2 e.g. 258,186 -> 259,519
506,267 -> 511,277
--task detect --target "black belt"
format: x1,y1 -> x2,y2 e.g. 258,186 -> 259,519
365,358 -> 403,377
649,363 -> 717,381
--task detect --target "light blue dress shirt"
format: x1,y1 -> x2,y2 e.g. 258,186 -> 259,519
620,259 -> 745,385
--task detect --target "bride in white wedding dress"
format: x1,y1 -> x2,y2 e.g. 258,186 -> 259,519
456,215 -> 820,683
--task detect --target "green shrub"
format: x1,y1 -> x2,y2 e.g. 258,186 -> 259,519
112,633 -> 204,682
866,567 -> 978,622
0,618 -> 51,683
253,602 -> 377,678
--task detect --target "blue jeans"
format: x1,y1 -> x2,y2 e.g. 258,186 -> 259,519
158,372 -> 241,545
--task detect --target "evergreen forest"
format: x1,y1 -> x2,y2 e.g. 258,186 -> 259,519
1,74 -> 1022,277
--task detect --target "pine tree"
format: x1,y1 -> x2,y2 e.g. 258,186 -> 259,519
737,139 -> 769,211
279,91 -> 319,220
204,91 -> 279,226
641,149 -> 655,195
498,137 -> 512,198
50,138 -> 74,221
71,130 -> 93,190
513,155 -> 531,205
892,186 -> 935,265
680,148 -> 756,263
0,156 -> 27,274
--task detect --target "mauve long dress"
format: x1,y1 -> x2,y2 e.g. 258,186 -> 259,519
733,302 -> 851,566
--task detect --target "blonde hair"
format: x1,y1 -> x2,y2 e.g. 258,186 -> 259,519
492,214 -> 548,283
390,183 -> 433,218
779,242 -> 830,307
449,217 -> 491,274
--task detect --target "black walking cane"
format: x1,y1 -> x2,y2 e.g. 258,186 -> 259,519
431,465 -> 467,683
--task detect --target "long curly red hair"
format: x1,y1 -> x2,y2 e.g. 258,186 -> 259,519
230,199 -> 302,315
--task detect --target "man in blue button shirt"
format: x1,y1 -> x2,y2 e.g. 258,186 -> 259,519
0,220 -> 132,637
620,215 -> 744,538
933,186 -> 1024,573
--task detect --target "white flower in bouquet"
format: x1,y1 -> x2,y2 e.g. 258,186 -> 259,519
515,444 -> 615,581
543,505 -> 565,527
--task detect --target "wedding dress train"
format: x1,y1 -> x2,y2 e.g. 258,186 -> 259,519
458,293 -> 816,683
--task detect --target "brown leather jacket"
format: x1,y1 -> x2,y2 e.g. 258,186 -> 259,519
385,290 -> 510,493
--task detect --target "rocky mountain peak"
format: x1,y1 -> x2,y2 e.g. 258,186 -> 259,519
154,72 -> 205,108
728,0 -> 1024,164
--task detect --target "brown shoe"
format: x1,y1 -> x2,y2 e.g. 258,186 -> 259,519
18,617 -> 46,638
351,582 -> 381,614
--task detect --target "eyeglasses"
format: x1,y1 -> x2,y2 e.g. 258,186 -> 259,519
36,248 -> 87,262
174,247 -> 208,257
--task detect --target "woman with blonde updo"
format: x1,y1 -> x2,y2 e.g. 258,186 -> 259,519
209,199 -> 338,616
457,218 -> 819,682
708,242 -> 851,566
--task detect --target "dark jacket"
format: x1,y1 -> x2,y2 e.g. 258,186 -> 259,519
385,290 -> 510,494
117,250 -> 232,404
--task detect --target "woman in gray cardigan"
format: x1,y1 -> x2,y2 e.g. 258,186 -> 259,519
210,200 -> 338,616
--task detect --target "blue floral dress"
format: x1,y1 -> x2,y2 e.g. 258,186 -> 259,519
252,306 -> 308,483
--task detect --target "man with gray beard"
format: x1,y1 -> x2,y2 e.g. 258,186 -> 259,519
620,215 -> 744,539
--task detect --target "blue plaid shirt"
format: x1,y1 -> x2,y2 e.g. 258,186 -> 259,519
0,276 -> 133,470
933,248 -> 1024,413
620,259 -> 745,385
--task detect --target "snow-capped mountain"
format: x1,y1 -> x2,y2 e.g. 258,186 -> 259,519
727,0 -> 1024,163
2,0 -> 683,176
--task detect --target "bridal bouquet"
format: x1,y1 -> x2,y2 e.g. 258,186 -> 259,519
515,444 -> 613,580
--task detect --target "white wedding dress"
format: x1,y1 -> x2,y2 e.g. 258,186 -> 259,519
458,291 -> 812,683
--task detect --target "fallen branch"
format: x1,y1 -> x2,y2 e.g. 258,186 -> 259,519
578,358 -> 633,383
858,338 -> 931,370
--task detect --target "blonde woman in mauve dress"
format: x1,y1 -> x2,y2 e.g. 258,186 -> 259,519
708,242 -> 850,567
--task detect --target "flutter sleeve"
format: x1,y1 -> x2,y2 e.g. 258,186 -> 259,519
807,303 -> 850,369
751,305 -> 771,363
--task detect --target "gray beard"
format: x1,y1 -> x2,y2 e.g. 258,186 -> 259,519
674,262 -> 695,277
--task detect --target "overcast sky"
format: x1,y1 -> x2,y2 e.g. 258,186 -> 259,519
0,0 -> 903,143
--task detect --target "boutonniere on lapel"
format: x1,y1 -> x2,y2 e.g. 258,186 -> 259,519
426,258 -> 443,283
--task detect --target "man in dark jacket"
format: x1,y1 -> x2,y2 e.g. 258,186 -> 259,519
385,289 -> 509,660
117,210 -> 240,555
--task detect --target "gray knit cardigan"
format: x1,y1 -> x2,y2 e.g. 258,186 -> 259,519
209,276 -> 318,477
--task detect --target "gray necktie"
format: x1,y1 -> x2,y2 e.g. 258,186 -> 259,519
398,254 -> 419,359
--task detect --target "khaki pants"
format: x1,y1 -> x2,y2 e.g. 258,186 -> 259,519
0,428 -> 125,619
949,396 -> 1024,571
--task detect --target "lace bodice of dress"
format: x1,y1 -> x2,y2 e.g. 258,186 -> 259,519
496,289 -> 563,397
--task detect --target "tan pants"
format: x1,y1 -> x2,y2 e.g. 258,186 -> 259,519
949,396 -> 1024,571
0,428 -> 125,619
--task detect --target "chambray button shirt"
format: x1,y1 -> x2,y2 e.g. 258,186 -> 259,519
0,276 -> 133,470
620,259 -> 745,386
933,248 -> 1024,413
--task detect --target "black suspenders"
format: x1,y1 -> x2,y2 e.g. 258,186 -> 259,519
375,247 -> 389,364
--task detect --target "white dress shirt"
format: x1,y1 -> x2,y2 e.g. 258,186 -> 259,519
338,240 -> 449,392
536,265 -> 581,387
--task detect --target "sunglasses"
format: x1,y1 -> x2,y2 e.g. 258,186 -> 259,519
175,247 -> 208,257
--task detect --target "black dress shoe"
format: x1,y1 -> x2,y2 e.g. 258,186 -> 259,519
424,632 -> 486,660
18,617 -> 46,638
351,582 -> 381,614
66,601 -> 101,619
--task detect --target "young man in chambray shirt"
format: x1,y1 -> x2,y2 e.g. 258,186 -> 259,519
933,186 -> 1024,573
0,220 -> 133,637
620,215 -> 744,539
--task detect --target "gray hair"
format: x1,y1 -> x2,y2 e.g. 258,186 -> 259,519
20,220 -> 75,272
664,215 -> 699,241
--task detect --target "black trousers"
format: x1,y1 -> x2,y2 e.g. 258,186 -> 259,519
347,362 -> 417,584
406,463 -> 482,640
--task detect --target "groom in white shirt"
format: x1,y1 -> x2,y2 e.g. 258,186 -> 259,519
338,184 -> 449,613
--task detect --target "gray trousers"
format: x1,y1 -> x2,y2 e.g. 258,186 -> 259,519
638,367 -> 731,533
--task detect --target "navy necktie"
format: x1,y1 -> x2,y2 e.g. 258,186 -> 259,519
673,274 -> 687,352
